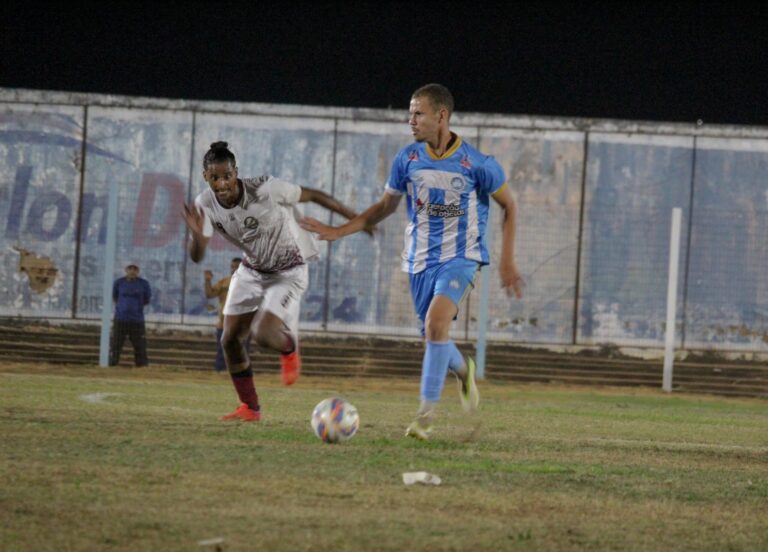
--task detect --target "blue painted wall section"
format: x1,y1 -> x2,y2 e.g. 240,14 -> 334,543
684,138 -> 768,348
579,134 -> 693,346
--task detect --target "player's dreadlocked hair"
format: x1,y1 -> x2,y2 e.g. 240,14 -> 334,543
203,141 -> 237,169
412,83 -> 454,117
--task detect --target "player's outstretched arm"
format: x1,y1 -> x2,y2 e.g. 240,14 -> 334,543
300,191 -> 401,241
491,185 -> 525,299
298,188 -> 374,236
182,203 -> 210,263
299,188 -> 357,220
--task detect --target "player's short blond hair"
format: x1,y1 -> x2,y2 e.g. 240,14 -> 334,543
412,84 -> 454,116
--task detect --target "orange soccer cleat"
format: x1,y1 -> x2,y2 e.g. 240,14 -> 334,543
280,350 -> 301,386
219,403 -> 261,422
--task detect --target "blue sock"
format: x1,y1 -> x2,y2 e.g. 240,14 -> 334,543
420,341 -> 451,401
447,341 -> 465,373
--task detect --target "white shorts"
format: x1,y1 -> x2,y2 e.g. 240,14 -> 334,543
223,263 -> 308,337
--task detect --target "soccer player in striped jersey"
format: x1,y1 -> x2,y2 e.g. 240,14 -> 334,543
183,141 -> 364,422
301,84 -> 524,439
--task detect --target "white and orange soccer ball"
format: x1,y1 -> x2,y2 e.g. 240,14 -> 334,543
311,397 -> 359,444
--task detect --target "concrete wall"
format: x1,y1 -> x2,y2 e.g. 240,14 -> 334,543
1,88 -> 766,352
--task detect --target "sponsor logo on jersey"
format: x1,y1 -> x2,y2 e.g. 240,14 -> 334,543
425,203 -> 465,218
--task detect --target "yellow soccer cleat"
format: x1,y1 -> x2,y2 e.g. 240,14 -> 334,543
405,420 -> 433,441
457,356 -> 480,412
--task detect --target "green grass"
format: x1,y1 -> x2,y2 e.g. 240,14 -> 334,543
1,362 -> 767,551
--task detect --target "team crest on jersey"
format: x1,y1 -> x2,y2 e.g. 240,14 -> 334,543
408,151 -> 419,161
450,176 -> 466,191
243,216 -> 259,230
460,156 -> 472,169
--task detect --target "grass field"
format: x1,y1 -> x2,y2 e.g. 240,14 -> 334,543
1,362 -> 767,551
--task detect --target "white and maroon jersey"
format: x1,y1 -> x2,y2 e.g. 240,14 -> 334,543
195,176 -> 320,272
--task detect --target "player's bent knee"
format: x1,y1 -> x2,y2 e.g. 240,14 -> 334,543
220,329 -> 242,351
253,331 -> 273,350
252,314 -> 287,351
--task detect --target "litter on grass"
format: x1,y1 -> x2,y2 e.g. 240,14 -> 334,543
402,471 -> 441,486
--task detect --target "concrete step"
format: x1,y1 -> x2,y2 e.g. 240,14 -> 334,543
1,318 -> 767,398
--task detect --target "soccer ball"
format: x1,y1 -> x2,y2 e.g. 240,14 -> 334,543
311,397 -> 359,444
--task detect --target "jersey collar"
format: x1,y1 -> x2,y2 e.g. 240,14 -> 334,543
425,133 -> 462,160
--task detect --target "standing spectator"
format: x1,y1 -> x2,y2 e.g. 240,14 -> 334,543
109,263 -> 151,367
205,257 -> 246,372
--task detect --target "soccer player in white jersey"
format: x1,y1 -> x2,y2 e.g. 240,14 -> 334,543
302,84 -> 524,439
183,141 -> 365,422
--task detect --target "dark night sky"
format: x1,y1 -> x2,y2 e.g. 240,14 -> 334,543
2,2 -> 767,126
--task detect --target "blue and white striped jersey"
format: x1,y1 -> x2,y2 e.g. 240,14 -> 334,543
385,135 -> 506,274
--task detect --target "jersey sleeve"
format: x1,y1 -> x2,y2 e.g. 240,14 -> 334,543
385,150 -> 407,195
194,195 -> 215,238
263,177 -> 302,205
476,155 -> 506,194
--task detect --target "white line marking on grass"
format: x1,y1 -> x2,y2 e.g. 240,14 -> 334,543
198,537 -> 225,547
79,392 -> 124,404
541,436 -> 768,454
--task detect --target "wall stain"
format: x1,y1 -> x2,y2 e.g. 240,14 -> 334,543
13,247 -> 58,293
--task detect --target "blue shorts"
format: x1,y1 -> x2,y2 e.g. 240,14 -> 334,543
408,258 -> 481,335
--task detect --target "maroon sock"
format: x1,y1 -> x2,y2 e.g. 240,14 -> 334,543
230,367 -> 259,411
